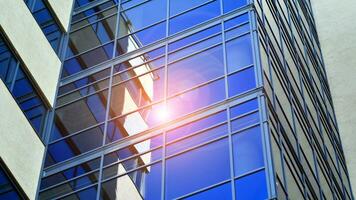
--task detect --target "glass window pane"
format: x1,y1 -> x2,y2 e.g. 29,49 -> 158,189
167,110 -> 227,142
230,98 -> 258,118
233,126 -> 264,176
235,170 -> 267,200
166,138 -> 230,199
226,34 -> 253,73
169,0 -> 220,35
228,66 -> 256,97
170,0 -> 209,16
168,45 -> 224,95
167,78 -> 226,120
223,0 -> 248,14
185,182 -> 233,200
100,163 -> 162,200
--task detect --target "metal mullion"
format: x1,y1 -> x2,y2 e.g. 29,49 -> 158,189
230,123 -> 261,136
96,0 -> 121,197
60,6 -> 253,86
52,183 -> 99,200
101,159 -> 162,183
229,109 -> 259,121
72,4 -> 119,25
119,0 -> 151,12
45,90 -> 261,177
165,135 -> 229,160
65,39 -> 115,61
55,86 -> 109,109
48,122 -> 105,145
169,0 -> 215,20
168,31 -> 222,56
223,30 -> 251,43
165,121 -> 228,146
57,77 -> 111,99
224,21 -> 250,32
101,145 -> 162,170
234,166 -> 265,180
174,179 -> 232,200
168,42 -> 222,65
74,0 -> 115,14
70,12 -> 118,33
111,64 -> 165,88
39,168 -> 100,193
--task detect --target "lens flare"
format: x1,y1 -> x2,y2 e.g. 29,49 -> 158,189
157,106 -> 169,122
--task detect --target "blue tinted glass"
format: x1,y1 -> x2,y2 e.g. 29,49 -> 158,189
167,124 -> 228,156
169,25 -> 221,53
169,0 -> 220,35
233,126 -> 264,176
167,110 -> 227,142
63,186 -> 97,200
170,0 -> 209,16
231,112 -> 259,132
223,0 -> 248,13
225,23 -> 250,40
226,34 -> 253,73
0,167 -> 21,200
224,13 -> 249,29
167,78 -> 226,119
228,66 -> 256,97
185,182 -> 233,200
235,170 -> 267,200
168,45 -> 224,95
121,0 -> 166,31
166,138 -> 230,199
230,98 -> 258,118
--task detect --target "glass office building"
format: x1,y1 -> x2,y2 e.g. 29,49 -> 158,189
36,0 -> 353,199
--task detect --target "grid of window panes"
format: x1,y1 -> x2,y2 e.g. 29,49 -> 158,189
0,33 -> 48,137
24,0 -> 63,54
255,0 -> 353,199
39,0 -> 274,199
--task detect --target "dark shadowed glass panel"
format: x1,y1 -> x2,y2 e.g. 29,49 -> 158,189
226,34 -> 253,73
184,182 -> 233,200
40,158 -> 101,190
166,138 -> 230,199
233,126 -> 264,176
235,170 -> 267,200
0,166 -> 21,200
169,0 -> 220,35
228,66 -> 256,97
61,185 -> 97,200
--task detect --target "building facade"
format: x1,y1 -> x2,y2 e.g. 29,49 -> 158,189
0,0 -> 355,200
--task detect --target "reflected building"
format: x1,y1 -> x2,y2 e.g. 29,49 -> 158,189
0,0 -> 354,200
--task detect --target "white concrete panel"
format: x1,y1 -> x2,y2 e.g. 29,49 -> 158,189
47,0 -> 74,31
312,0 -> 356,195
0,0 -> 61,106
0,80 -> 45,200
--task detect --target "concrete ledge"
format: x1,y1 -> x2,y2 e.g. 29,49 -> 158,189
47,0 -> 74,31
0,80 -> 45,200
0,0 -> 61,107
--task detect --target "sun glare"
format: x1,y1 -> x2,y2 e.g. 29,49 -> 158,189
157,106 -> 169,122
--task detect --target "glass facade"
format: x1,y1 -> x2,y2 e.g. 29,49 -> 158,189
24,0 -> 63,54
0,33 -> 48,137
37,0 -> 353,199
0,163 -> 24,200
